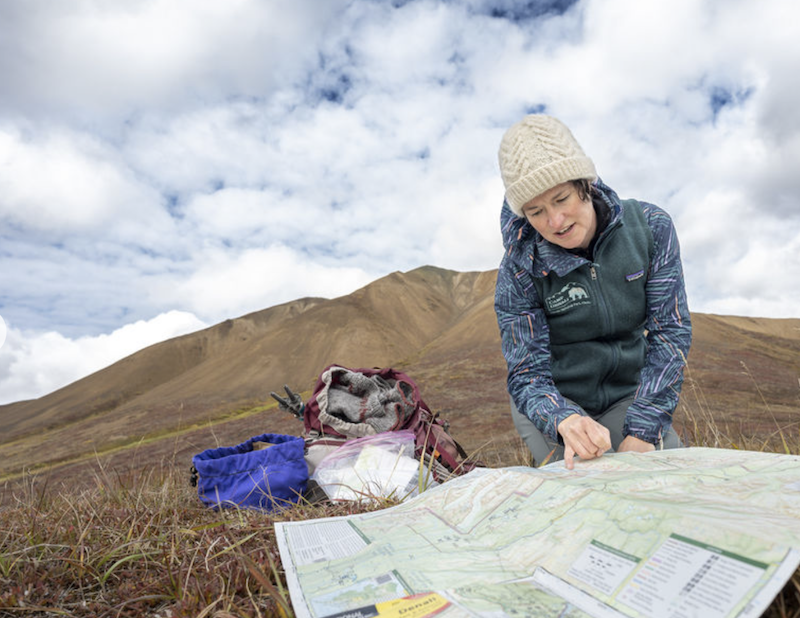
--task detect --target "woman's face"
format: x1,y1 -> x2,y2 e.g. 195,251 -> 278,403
521,181 -> 597,250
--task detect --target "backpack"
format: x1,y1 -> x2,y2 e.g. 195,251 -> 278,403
292,365 -> 480,484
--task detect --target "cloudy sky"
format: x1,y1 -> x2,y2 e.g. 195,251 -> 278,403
1,0 -> 799,405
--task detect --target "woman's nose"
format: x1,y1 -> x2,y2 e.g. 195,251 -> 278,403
548,210 -> 565,230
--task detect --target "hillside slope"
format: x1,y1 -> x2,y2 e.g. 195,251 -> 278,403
1,265 -> 799,485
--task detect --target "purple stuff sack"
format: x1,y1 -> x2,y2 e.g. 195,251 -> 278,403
192,433 -> 308,511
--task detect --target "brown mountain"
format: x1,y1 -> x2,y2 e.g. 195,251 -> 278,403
1,265 -> 799,490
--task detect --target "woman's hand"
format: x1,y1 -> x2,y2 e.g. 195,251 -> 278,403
617,435 -> 655,454
557,414 -> 611,470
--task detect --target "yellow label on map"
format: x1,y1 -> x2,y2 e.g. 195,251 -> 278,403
373,592 -> 450,617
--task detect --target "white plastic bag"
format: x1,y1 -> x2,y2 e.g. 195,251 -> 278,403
310,430 -> 437,502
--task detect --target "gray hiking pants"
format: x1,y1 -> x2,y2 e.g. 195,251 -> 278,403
510,395 -> 683,466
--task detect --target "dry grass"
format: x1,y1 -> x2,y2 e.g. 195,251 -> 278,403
678,361 -> 800,455
2,367 -> 799,618
0,461 -> 394,617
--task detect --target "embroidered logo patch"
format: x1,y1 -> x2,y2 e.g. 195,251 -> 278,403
626,269 -> 645,282
545,282 -> 592,314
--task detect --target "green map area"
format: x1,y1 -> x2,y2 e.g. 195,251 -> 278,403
276,448 -> 800,618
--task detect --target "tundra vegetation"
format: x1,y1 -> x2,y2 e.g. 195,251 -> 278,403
2,387 -> 799,618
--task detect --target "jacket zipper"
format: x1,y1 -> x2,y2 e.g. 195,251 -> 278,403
589,262 -> 619,411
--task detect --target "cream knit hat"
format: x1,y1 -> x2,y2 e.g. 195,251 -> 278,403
498,114 -> 597,217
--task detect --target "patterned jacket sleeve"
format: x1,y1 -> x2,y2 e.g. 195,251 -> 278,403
494,257 -> 585,442
624,203 -> 692,444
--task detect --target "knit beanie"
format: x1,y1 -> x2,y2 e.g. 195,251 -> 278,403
498,115 -> 597,217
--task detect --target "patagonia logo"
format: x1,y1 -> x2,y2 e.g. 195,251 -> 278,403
545,282 -> 591,314
626,269 -> 645,282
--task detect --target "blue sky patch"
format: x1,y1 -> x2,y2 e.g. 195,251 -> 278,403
709,85 -> 754,121
478,0 -> 580,21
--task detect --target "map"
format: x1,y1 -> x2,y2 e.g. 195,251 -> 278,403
275,448 -> 800,618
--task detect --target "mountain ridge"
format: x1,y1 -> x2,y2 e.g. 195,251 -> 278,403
1,265 -> 799,486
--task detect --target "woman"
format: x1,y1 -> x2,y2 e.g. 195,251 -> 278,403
494,114 -> 691,469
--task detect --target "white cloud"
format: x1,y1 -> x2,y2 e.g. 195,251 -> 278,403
150,245 -> 374,322
2,0 -> 800,404
0,0 -> 347,122
0,311 -> 208,405
0,128 -> 168,237
429,176 -> 506,272
121,103 -> 280,196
